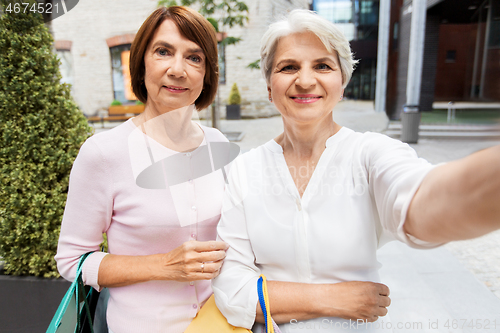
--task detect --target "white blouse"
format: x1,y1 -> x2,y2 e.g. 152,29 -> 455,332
212,127 -> 438,332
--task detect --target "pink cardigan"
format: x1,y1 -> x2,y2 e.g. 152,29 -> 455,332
56,119 -> 229,333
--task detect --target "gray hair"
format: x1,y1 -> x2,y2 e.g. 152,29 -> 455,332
260,9 -> 358,89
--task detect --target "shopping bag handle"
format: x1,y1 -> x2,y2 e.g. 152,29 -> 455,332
54,252 -> 93,329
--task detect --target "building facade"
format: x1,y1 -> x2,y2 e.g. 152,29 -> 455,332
386,0 -> 500,119
51,0 -> 500,120
52,0 -> 308,119
313,0 -> 380,101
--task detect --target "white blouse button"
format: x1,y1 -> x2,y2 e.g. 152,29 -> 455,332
296,198 -> 302,211
192,304 -> 198,309
191,206 -> 197,212
189,281 -> 194,286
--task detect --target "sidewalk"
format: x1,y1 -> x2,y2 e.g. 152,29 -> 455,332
92,101 -> 500,332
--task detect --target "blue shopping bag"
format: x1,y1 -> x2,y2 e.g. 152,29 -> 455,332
46,253 -> 97,333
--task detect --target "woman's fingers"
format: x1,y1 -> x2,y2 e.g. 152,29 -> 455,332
191,240 -> 229,252
198,249 -> 227,262
376,283 -> 390,296
329,281 -> 391,321
161,241 -> 228,282
379,295 -> 391,308
199,260 -> 223,275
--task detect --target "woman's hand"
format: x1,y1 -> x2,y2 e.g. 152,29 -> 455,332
97,240 -> 228,288
258,280 -> 390,324
160,240 -> 229,281
324,281 -> 391,322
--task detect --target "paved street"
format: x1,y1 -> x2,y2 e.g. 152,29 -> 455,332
92,100 -> 500,332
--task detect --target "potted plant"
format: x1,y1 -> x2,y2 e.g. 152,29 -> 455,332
108,99 -> 145,117
0,5 -> 90,332
226,82 -> 241,120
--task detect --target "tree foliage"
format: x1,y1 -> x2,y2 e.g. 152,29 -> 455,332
0,0 -> 91,277
158,0 -> 249,46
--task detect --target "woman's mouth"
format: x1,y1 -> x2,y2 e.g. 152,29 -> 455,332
291,95 -> 321,104
164,86 -> 188,93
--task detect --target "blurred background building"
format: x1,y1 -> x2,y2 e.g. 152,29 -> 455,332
51,0 -> 500,120
313,0 -> 380,101
385,0 -> 500,119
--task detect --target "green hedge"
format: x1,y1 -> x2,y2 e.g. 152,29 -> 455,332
0,2 -> 91,277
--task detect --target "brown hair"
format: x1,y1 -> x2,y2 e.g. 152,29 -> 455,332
130,6 -> 219,110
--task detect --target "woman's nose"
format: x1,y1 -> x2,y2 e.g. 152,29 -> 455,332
167,55 -> 186,78
295,69 -> 316,89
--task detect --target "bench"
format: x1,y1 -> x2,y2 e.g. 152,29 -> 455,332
88,105 -> 145,127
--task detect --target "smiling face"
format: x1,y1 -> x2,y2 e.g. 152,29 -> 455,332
143,19 -> 206,113
269,32 -> 344,124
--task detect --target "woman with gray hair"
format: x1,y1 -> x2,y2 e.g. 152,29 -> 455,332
212,8 -> 500,332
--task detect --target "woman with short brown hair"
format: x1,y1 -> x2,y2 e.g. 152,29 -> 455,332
56,6 -> 229,333
130,5 -> 219,111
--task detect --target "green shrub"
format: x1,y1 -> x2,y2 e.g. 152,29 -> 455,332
111,99 -> 122,106
228,83 -> 241,105
135,100 -> 144,105
0,3 -> 91,277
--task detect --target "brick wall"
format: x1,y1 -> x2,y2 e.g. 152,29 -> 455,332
218,0 -> 308,118
52,0 -> 158,116
385,0 -> 403,119
419,13 -> 439,111
52,0 -> 308,118
391,1 -> 411,120
483,49 -> 500,101
434,24 -> 478,101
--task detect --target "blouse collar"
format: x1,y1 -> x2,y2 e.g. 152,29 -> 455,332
265,126 -> 353,154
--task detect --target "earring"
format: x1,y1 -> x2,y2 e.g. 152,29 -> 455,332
340,95 -> 343,100
269,97 -> 273,102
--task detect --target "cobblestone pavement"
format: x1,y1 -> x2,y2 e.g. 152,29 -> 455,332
406,138 -> 500,300
444,231 -> 500,299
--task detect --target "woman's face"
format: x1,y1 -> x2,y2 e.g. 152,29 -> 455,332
269,32 -> 344,124
143,19 -> 206,112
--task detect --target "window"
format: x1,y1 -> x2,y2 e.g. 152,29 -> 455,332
488,0 -> 500,48
218,43 -> 226,84
110,44 -> 136,104
107,34 -> 137,104
313,0 -> 353,24
445,50 -> 456,63
57,50 -> 73,85
359,0 -> 378,26
55,40 -> 73,86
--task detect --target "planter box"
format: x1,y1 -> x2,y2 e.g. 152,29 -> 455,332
0,275 -> 70,333
108,104 -> 145,116
226,104 -> 241,120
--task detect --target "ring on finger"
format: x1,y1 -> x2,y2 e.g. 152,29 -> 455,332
201,263 -> 205,273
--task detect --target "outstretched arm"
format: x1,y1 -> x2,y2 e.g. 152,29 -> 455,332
405,145 -> 500,242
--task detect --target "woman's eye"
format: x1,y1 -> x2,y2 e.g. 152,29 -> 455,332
188,55 -> 202,63
157,48 -> 169,56
317,64 -> 332,70
280,65 -> 296,72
